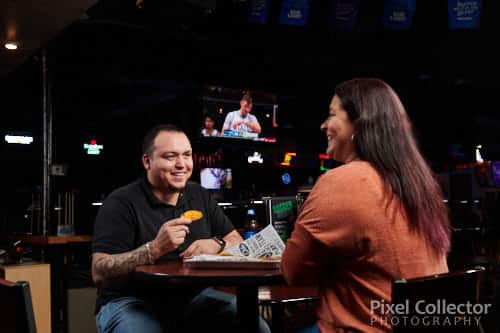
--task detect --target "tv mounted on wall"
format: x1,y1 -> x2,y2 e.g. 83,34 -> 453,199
199,85 -> 278,143
200,168 -> 232,190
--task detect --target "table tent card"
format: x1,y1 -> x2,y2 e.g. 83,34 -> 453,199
184,224 -> 285,269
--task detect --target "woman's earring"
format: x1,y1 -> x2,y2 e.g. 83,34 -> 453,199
351,134 -> 355,141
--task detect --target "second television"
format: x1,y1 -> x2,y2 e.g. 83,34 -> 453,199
200,168 -> 233,190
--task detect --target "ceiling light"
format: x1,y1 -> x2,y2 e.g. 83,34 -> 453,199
4,41 -> 19,50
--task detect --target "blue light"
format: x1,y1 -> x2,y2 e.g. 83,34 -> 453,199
281,173 -> 292,185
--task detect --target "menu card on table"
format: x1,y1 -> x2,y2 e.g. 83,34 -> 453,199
184,224 -> 285,269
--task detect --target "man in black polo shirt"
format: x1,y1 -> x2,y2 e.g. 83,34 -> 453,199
92,124 -> 270,333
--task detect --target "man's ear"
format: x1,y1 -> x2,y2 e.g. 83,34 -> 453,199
142,154 -> 151,170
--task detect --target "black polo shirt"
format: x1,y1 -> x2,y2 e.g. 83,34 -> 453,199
92,176 -> 235,311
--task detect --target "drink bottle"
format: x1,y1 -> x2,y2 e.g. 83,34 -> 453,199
243,208 -> 259,240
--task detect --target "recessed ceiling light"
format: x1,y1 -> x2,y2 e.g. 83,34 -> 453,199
4,41 -> 19,50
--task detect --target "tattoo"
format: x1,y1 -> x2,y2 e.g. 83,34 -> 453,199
94,244 -> 150,281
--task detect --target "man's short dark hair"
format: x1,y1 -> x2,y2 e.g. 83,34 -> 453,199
204,114 -> 216,122
142,124 -> 184,156
241,93 -> 253,105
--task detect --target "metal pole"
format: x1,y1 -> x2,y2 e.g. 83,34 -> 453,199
42,48 -> 53,236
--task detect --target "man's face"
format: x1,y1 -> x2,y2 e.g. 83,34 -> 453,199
143,131 -> 193,192
204,117 -> 215,129
240,100 -> 252,117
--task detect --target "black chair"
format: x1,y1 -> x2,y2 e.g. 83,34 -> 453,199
258,285 -> 319,333
0,278 -> 37,333
391,267 -> 486,333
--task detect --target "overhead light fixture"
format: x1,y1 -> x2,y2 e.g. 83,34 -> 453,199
4,41 -> 19,50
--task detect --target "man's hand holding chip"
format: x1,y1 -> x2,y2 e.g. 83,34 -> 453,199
150,217 -> 192,259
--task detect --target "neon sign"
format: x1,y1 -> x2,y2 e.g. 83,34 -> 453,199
280,152 -> 296,166
248,152 -> 264,164
83,139 -> 103,155
319,154 -> 332,171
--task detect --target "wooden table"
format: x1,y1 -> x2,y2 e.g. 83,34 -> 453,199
13,235 -> 92,246
135,260 -> 285,332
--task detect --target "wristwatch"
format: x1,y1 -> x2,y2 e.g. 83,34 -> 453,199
212,236 -> 226,253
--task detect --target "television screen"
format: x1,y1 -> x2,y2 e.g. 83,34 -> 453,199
492,161 -> 500,186
200,85 -> 278,142
264,196 -> 298,243
200,168 -> 232,189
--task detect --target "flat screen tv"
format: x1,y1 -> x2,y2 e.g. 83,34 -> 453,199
492,161 -> 500,186
200,168 -> 232,190
199,85 -> 278,143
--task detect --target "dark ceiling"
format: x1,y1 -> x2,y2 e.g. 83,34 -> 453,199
0,0 -> 98,77
1,0 -> 500,163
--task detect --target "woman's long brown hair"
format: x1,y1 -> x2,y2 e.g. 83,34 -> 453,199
335,78 -> 450,256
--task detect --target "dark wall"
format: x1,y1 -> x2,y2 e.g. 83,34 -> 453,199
1,0 -> 499,232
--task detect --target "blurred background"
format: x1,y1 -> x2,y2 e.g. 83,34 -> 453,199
1,1 -> 499,332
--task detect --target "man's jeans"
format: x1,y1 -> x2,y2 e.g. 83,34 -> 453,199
96,288 -> 271,333
294,323 -> 321,333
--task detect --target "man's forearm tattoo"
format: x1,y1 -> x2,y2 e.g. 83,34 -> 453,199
95,244 -> 150,280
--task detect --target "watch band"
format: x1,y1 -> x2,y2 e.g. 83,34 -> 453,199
212,236 -> 226,253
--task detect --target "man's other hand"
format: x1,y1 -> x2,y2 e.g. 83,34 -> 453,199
179,239 -> 220,258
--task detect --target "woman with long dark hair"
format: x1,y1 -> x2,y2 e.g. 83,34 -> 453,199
281,78 -> 450,333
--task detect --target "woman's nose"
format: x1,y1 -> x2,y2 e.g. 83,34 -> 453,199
320,120 -> 327,131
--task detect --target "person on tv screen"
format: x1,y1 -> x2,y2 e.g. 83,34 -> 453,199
201,114 -> 219,137
221,93 -> 261,137
91,124 -> 270,333
281,78 -> 450,332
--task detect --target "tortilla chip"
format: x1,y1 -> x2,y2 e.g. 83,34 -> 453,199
181,210 -> 204,221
